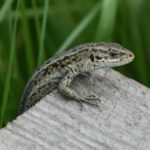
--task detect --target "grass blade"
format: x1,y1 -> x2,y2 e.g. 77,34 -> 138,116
20,0 -> 35,75
95,0 -> 118,41
0,0 -> 13,22
0,0 -> 19,127
37,0 -> 49,65
56,1 -> 101,54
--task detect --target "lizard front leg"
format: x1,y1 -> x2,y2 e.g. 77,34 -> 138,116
58,68 -> 100,106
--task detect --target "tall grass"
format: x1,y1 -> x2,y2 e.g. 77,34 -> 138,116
0,0 -> 19,127
0,0 -> 149,127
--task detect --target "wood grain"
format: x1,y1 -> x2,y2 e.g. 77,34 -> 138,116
0,68 -> 150,150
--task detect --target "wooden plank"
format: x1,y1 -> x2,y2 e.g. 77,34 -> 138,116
0,68 -> 150,150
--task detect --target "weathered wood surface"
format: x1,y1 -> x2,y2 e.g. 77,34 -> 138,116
0,68 -> 150,150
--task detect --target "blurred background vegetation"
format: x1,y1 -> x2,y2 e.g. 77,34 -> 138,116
0,0 -> 149,127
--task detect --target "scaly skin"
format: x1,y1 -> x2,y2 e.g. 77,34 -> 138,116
20,42 -> 134,114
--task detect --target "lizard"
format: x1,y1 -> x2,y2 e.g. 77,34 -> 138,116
19,42 -> 134,114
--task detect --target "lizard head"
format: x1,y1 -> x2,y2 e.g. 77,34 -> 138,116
89,42 -> 134,67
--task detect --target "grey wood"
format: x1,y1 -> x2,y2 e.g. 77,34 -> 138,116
0,68 -> 150,150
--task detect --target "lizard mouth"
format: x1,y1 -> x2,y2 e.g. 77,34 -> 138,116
120,54 -> 134,66
106,51 -> 134,67
118,50 -> 135,65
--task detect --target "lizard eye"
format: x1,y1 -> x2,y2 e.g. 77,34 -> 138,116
110,51 -> 118,57
90,54 -> 95,62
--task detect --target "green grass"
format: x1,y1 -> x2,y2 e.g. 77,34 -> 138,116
0,0 -> 150,127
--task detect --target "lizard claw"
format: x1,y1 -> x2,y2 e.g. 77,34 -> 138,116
79,94 -> 101,107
